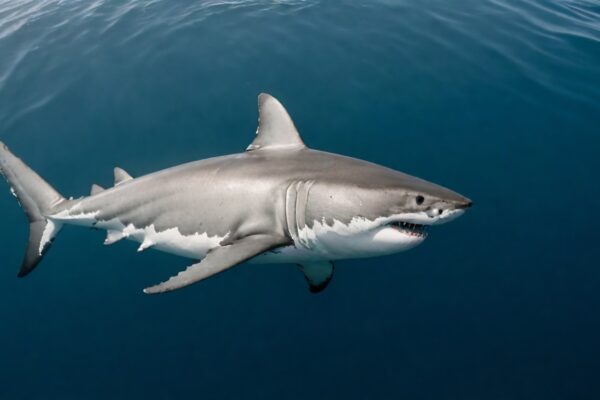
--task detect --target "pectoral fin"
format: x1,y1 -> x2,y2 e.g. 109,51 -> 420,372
143,234 -> 290,294
298,261 -> 334,293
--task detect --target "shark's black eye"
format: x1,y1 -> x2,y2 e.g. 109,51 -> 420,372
416,195 -> 424,205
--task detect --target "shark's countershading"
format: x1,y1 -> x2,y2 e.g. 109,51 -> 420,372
0,94 -> 472,294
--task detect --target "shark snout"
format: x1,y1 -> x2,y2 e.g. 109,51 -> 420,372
455,198 -> 473,210
421,194 -> 472,225
431,191 -> 472,213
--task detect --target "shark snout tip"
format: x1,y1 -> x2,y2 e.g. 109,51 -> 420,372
458,199 -> 473,209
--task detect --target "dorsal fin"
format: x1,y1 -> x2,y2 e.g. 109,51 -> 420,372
90,184 -> 104,195
113,167 -> 133,186
246,93 -> 306,152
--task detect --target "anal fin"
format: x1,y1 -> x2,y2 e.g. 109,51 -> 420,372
298,261 -> 334,293
104,229 -> 125,245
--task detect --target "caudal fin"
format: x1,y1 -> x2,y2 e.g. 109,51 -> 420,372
0,141 -> 65,277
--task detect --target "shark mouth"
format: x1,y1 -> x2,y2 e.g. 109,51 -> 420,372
388,221 -> 428,238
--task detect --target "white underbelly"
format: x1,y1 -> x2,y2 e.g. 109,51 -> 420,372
128,231 -> 218,259
296,218 -> 426,260
54,213 -> 225,259
53,206 -> 425,264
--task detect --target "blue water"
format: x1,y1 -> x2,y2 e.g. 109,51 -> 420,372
1,0 -> 599,398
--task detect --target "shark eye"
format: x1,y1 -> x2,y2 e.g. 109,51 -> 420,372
416,195 -> 424,205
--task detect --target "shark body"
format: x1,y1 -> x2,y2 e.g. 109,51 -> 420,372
0,94 -> 471,294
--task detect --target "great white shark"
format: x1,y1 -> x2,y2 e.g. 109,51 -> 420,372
0,93 -> 472,294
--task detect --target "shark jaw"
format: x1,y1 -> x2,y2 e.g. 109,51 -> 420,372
282,209 -> 466,262
382,208 -> 466,242
388,208 -> 465,231
386,221 -> 428,239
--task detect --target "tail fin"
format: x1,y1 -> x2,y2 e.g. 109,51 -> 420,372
0,141 -> 65,277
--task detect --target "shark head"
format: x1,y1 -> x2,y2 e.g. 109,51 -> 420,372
375,174 -> 472,248
383,172 -> 473,227
246,93 -> 472,261
300,154 -> 472,259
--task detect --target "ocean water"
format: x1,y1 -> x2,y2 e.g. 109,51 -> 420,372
1,0 -> 599,398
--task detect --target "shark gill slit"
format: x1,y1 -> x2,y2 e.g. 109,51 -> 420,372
285,182 -> 299,244
296,180 -> 313,249
293,181 -> 302,243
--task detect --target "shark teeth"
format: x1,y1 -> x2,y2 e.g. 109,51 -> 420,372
388,221 -> 428,238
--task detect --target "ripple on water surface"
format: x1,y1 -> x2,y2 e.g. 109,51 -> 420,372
0,0 -> 598,133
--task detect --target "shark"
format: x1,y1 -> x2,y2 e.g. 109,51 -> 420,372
0,93 -> 472,294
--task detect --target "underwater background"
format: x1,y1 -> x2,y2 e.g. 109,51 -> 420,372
1,0 -> 599,398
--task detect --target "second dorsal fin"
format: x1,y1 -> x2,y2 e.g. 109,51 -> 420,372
90,184 -> 104,195
114,167 -> 133,186
246,93 -> 306,152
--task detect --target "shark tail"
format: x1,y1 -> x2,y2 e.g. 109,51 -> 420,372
0,141 -> 66,277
